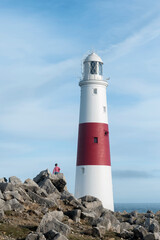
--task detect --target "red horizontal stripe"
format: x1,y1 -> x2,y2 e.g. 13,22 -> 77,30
77,123 -> 111,166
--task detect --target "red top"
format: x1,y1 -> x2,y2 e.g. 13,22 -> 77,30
53,166 -> 60,174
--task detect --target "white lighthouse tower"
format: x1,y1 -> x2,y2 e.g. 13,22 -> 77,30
75,52 -> 114,211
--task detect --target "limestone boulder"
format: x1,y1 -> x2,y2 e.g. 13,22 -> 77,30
0,182 -> 17,193
9,176 -> 22,185
33,169 -> 52,185
26,232 -> 46,240
145,218 -> 160,233
44,230 -> 68,240
26,190 -> 57,208
37,211 -> 70,236
64,209 -> 81,223
0,178 -> 7,183
133,225 -> 148,239
144,233 -> 160,240
79,195 -> 104,217
24,178 -> 39,187
38,179 -> 60,196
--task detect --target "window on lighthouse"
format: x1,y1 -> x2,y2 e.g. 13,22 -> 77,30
90,61 -> 97,74
94,137 -> 98,143
99,62 -> 103,75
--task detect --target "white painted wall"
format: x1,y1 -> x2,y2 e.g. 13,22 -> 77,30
79,83 -> 109,124
75,165 -> 114,211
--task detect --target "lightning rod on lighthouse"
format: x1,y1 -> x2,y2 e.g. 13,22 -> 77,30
75,52 -> 114,211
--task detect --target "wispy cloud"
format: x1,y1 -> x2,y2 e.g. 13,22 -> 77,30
113,170 -> 154,179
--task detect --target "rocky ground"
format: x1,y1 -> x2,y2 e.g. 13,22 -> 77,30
0,169 -> 160,240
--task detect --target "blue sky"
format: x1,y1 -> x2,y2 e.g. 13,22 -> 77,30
0,0 -> 160,203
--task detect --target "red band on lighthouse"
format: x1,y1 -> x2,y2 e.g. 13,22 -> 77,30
77,122 -> 111,166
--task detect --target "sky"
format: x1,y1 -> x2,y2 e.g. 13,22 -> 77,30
0,0 -> 160,203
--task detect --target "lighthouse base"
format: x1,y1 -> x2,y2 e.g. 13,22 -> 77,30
75,165 -> 114,211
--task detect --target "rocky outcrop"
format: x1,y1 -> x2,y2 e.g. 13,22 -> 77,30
0,169 -> 160,240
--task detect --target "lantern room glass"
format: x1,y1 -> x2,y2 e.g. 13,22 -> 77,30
99,62 -> 103,75
90,61 -> 97,74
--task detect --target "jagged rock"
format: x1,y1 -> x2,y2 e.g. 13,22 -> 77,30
9,176 -> 22,185
38,179 -> 60,196
37,211 -> 70,236
26,232 -> 46,240
61,191 -> 82,208
120,229 -> 134,239
0,199 -> 5,209
4,190 -> 24,202
94,210 -> 120,233
26,189 -> 57,208
33,169 -> 52,184
120,222 -> 133,232
65,209 -> 81,223
81,211 -> 97,223
50,174 -> 67,192
3,202 -> 12,211
0,190 -> 4,199
128,216 -> 134,224
92,226 -> 106,237
133,225 -> 148,239
7,199 -> 24,211
18,187 -> 32,202
53,233 -> 68,240
24,178 -> 39,187
0,182 -> 16,193
44,230 -> 68,240
144,233 -> 160,240
22,185 -> 48,198
0,178 -> 7,183
130,210 -> 138,218
79,195 -> 104,217
0,209 -> 4,219
145,218 -> 160,233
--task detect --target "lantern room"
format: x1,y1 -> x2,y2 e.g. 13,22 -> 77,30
83,52 -> 103,81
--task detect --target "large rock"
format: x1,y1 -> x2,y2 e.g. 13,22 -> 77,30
120,222 -> 133,232
64,209 -> 81,223
81,211 -> 97,223
24,178 -> 39,187
38,179 -> 60,196
0,182 -> 16,193
50,174 -> 67,192
144,233 -> 160,240
33,169 -> 52,184
145,218 -> 160,233
79,195 -> 104,217
133,225 -> 148,239
26,232 -> 46,240
7,199 -> 24,211
120,229 -> 134,239
4,190 -> 24,203
61,191 -> 82,208
9,176 -> 22,185
26,190 -> 57,208
37,211 -> 70,236
44,230 -> 68,240
94,210 -> 120,233
0,178 -> 7,183
92,226 -> 106,238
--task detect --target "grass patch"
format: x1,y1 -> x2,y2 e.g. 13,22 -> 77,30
0,223 -> 37,239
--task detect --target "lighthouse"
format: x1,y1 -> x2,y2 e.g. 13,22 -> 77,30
75,52 -> 114,211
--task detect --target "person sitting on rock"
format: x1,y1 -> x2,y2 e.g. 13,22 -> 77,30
53,163 -> 60,175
